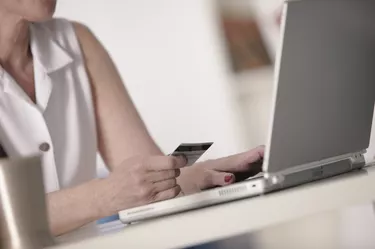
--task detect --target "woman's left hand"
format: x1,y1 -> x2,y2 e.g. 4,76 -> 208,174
177,145 -> 265,195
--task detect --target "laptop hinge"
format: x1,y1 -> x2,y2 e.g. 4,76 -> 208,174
264,150 -> 366,191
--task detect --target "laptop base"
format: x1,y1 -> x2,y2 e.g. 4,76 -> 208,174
119,152 -> 366,224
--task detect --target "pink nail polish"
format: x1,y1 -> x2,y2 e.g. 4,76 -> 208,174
224,175 -> 233,183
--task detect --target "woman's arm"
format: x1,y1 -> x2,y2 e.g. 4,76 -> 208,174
47,179 -> 103,236
73,22 -> 163,169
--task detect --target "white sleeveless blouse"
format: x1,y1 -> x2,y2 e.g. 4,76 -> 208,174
0,18 -> 97,193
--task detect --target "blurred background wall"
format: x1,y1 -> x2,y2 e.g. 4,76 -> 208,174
54,0 -> 283,175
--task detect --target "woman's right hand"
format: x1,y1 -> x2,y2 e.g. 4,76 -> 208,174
96,155 -> 187,217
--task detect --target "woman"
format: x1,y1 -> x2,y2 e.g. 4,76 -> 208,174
0,0 -> 264,236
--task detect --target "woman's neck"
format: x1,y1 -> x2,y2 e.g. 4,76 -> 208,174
0,9 -> 31,70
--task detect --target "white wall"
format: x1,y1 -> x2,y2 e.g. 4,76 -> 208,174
251,0 -> 284,57
55,0 -> 250,171
235,68 -> 275,149
224,0 -> 283,149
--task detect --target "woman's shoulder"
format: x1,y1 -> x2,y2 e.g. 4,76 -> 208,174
35,18 -> 106,63
36,17 -> 88,34
35,18 -> 96,48
38,18 -> 94,44
32,18 -> 98,62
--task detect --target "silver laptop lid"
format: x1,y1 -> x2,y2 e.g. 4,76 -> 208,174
264,0 -> 375,174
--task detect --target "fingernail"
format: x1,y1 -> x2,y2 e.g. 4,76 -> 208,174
224,175 -> 233,183
179,154 -> 188,163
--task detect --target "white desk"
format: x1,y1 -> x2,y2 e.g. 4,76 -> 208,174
53,166 -> 375,249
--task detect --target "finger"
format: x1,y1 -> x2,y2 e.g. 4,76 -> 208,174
145,156 -> 187,171
154,185 -> 181,202
153,179 -> 178,192
201,171 -> 235,189
206,145 -> 265,172
148,169 -> 180,182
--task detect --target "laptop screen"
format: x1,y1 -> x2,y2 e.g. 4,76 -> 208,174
264,0 -> 375,173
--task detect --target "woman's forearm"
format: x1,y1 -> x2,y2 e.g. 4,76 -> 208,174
47,178 -> 106,236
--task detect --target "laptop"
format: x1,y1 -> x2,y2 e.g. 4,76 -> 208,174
119,0 -> 375,224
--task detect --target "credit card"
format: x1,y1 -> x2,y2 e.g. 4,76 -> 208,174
169,142 -> 213,166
